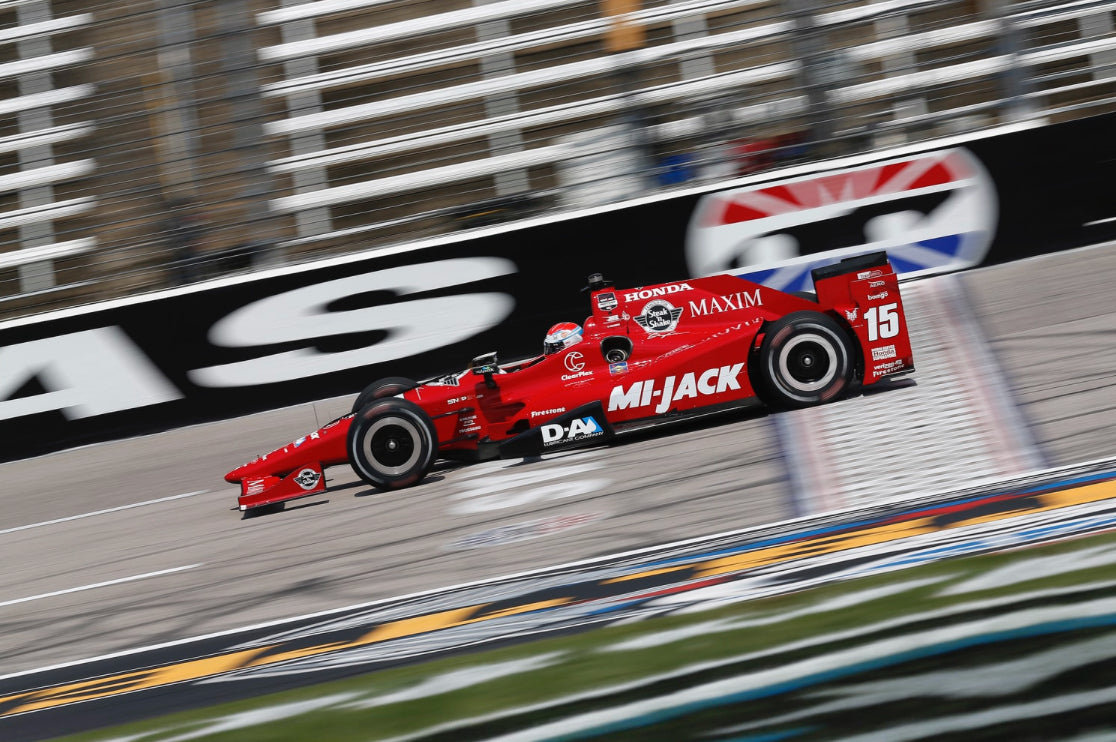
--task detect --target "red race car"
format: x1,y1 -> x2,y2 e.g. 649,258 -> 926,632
226,251 -> 914,513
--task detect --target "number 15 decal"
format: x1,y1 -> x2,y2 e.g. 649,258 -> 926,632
865,302 -> 900,341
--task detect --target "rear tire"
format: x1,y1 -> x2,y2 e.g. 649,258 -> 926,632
350,376 -> 417,414
755,311 -> 854,409
347,398 -> 438,490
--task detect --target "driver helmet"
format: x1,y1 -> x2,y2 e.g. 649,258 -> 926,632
544,321 -> 583,355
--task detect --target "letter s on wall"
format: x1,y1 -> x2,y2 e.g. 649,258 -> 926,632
189,257 -> 516,387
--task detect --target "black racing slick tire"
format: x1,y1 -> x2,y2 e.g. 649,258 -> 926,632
347,397 -> 438,490
755,311 -> 855,409
350,376 -> 418,414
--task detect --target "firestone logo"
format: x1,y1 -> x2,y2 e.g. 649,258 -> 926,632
872,358 -> 905,378
623,283 -> 693,302
609,363 -> 745,415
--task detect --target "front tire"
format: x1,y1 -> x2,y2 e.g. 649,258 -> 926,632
347,397 -> 438,490
351,376 -> 418,414
755,311 -> 854,409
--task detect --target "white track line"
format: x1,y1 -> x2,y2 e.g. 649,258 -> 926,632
0,490 -> 208,536
0,564 -> 203,609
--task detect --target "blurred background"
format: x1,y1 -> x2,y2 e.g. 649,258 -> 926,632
1,0 -> 1114,320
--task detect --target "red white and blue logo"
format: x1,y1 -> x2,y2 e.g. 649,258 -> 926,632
685,148 -> 997,290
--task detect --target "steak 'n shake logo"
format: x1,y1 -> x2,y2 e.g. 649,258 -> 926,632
295,468 -> 322,490
634,300 -> 682,333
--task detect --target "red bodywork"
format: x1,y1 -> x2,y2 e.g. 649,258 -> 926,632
227,254 -> 914,511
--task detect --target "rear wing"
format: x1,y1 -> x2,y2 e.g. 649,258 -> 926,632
810,250 -> 891,288
811,252 -> 915,386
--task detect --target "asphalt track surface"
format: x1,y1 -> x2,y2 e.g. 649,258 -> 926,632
1,244 -> 1114,696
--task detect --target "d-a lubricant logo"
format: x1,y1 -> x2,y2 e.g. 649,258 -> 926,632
541,416 -> 604,446
685,148 -> 997,291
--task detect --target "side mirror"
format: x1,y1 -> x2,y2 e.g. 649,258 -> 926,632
583,272 -> 613,292
469,351 -> 500,388
470,351 -> 498,375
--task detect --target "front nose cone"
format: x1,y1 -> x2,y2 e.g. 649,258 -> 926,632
225,459 -> 262,483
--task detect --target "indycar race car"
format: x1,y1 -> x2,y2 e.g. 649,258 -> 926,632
226,251 -> 914,512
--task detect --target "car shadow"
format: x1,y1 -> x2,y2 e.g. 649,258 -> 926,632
601,376 -> 916,450
244,376 -> 919,516
352,473 -> 447,498
239,498 -> 330,519
860,376 -> 918,395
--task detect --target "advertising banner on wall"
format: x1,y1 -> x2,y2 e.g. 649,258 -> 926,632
2,113 -> 1114,460
685,148 -> 999,291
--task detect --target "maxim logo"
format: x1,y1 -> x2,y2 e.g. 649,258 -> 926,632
688,289 -> 762,317
623,283 -> 693,302
608,363 -> 745,415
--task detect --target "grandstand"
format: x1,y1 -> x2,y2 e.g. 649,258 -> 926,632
0,0 -> 1113,319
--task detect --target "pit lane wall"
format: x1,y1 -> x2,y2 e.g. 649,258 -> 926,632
2,114 -> 1114,461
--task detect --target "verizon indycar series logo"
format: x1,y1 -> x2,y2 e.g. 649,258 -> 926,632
541,416 -> 604,446
609,364 -> 745,414
596,292 -> 618,312
686,148 -> 997,291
